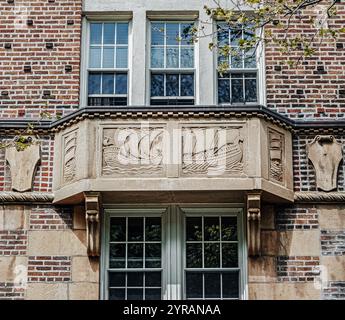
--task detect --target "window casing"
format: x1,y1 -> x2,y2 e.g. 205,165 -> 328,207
150,22 -> 196,106
87,22 -> 129,106
102,206 -> 246,300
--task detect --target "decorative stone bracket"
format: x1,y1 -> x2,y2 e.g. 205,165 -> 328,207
84,192 -> 101,257
247,192 -> 261,257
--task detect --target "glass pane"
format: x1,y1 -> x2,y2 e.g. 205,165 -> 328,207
221,217 -> 237,241
186,272 -> 203,299
109,243 -> 126,268
151,23 -> 165,46
103,23 -> 115,44
204,217 -> 220,241
145,217 -> 161,241
245,78 -> 257,102
102,73 -> 115,94
109,289 -> 125,300
127,272 -> 143,287
217,25 -> 229,46
166,23 -> 179,45
222,272 -> 239,299
145,289 -> 161,300
88,73 -> 101,95
103,47 -> 115,68
89,47 -> 101,68
244,50 -> 256,68
116,47 -> 128,68
128,243 -> 143,268
180,47 -> 194,68
145,243 -> 161,268
166,47 -> 179,68
166,74 -> 179,96
110,217 -> 126,242
204,273 -> 221,299
218,52 -> 229,67
218,79 -> 230,103
145,272 -> 161,287
151,74 -> 164,97
151,47 -> 164,68
181,74 -> 194,97
128,218 -> 143,241
186,217 -> 202,241
109,272 -> 126,287
231,78 -> 244,103
204,243 -> 220,268
222,243 -> 238,268
127,288 -> 143,300
186,243 -> 202,268
231,54 -> 243,68
115,73 -> 128,95
117,23 -> 128,45
90,23 -> 102,45
230,28 -> 242,46
181,23 -> 194,45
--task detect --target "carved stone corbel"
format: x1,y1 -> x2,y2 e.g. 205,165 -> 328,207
84,192 -> 101,257
247,192 -> 261,257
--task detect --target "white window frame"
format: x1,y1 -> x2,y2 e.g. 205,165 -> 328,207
101,204 -> 247,300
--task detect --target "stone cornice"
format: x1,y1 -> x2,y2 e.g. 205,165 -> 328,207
294,191 -> 345,203
1,105 -> 345,134
0,192 -> 54,204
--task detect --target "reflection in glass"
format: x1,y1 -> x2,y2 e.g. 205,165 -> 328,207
186,243 -> 202,268
88,73 -> 101,95
166,74 -> 179,96
181,74 -> 194,97
116,47 -> 128,68
222,243 -> 238,268
102,73 -> 115,95
180,47 -> 194,68
204,273 -> 221,299
204,217 -> 220,241
186,217 -> 202,241
221,217 -> 237,241
151,47 -> 164,68
89,47 -> 101,68
166,23 -> 180,45
103,23 -> 115,44
109,243 -> 126,268
204,243 -> 220,268
145,243 -> 161,268
186,272 -> 203,299
117,23 -> 129,45
166,47 -> 179,68
151,23 -> 165,46
181,23 -> 194,45
231,78 -> 244,103
128,243 -> 143,268
90,23 -> 102,45
218,79 -> 230,103
151,74 -> 164,97
145,217 -> 161,241
115,73 -> 128,95
245,78 -> 257,102
128,218 -> 143,241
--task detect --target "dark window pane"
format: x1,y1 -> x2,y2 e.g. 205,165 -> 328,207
204,217 -> 220,241
218,79 -> 230,103
109,272 -> 126,287
145,243 -> 161,268
204,243 -> 220,268
222,243 -> 238,268
127,272 -> 143,287
231,54 -> 243,68
109,243 -> 126,268
186,243 -> 202,268
109,289 -> 125,300
115,73 -> 128,95
222,272 -> 239,299
181,23 -> 194,45
104,23 -> 115,44
186,272 -> 203,299
166,74 -> 179,96
117,23 -> 128,45
102,74 -> 115,95
88,73 -> 101,95
151,23 -> 164,46
127,288 -> 143,300
181,74 -> 194,96
128,243 -> 143,268
231,78 -> 244,103
145,272 -> 161,287
145,289 -> 161,300
128,218 -> 143,241
110,217 -> 126,241
151,74 -> 164,97
221,217 -> 237,241
217,25 -> 229,46
204,273 -> 221,299
245,78 -> 257,102
186,217 -> 202,241
145,217 -> 161,241
90,23 -> 102,45
166,23 -> 179,45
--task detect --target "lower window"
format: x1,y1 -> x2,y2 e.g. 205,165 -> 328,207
103,207 -> 245,300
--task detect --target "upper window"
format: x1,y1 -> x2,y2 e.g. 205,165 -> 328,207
88,22 -> 129,106
217,23 -> 258,104
150,22 -> 195,106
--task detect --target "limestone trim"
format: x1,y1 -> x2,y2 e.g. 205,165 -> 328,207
247,192 -> 261,257
294,192 -> 345,203
0,192 -> 54,203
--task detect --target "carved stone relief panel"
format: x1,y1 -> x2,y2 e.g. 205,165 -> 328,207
307,135 -> 343,192
268,129 -> 285,184
102,126 -> 166,177
62,130 -> 78,183
181,125 -> 245,176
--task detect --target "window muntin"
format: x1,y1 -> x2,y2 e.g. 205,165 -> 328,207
184,215 -> 240,300
88,22 -> 129,106
217,23 -> 258,104
150,22 -> 195,105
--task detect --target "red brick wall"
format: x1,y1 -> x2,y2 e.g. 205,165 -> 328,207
0,0 -> 82,119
